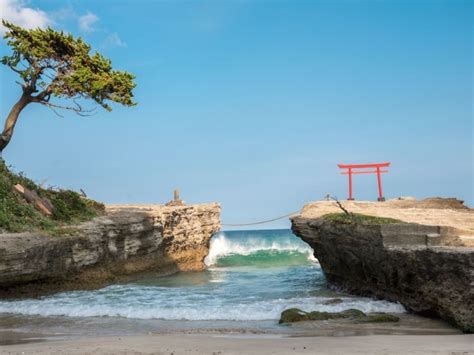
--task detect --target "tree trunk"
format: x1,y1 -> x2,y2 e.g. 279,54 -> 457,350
13,184 -> 53,216
0,94 -> 31,153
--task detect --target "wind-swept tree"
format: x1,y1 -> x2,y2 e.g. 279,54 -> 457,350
0,21 -> 136,154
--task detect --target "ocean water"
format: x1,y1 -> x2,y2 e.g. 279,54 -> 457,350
0,230 -> 405,325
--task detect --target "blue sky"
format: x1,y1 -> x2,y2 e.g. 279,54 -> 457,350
0,0 -> 472,229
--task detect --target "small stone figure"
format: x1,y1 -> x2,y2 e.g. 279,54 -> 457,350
166,189 -> 185,206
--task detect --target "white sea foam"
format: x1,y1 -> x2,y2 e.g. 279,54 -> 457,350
204,232 -> 317,266
0,287 -> 405,320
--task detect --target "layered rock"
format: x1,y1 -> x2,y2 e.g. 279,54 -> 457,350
291,207 -> 474,333
0,203 -> 220,297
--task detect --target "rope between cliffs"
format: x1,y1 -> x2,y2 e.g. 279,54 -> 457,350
221,210 -> 301,227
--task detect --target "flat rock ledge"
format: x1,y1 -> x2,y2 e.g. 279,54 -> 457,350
291,216 -> 474,333
0,203 -> 220,298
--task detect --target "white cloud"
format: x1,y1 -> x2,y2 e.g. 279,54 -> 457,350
1,3 -> 126,50
104,33 -> 126,47
78,11 -> 98,33
0,0 -> 51,34
49,5 -> 76,23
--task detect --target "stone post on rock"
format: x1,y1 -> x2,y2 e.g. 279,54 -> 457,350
166,188 -> 185,206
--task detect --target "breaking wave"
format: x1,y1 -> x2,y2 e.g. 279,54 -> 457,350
204,232 -> 317,267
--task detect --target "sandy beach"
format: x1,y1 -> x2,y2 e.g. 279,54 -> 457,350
1,333 -> 473,354
1,311 -> 471,354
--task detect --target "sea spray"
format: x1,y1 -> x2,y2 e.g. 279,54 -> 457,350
205,230 -> 317,267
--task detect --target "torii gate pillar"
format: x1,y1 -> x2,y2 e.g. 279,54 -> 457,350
337,162 -> 390,201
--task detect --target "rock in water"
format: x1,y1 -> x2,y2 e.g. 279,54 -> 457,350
338,309 -> 367,319
365,313 -> 400,323
279,308 -> 398,324
279,308 -> 310,323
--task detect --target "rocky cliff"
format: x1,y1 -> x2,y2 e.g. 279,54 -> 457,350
291,202 -> 474,333
0,203 -> 220,297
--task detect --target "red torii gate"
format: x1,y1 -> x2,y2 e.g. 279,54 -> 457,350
337,162 -> 390,201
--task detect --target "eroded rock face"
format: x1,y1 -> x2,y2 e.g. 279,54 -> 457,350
0,203 -> 220,297
291,217 -> 474,333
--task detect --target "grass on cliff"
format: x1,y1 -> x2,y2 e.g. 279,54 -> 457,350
323,213 -> 402,225
0,160 -> 105,233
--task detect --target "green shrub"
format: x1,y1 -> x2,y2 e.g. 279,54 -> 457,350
0,160 -> 104,233
323,213 -> 402,225
46,189 -> 103,222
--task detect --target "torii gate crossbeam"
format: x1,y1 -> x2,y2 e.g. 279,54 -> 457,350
337,162 -> 390,201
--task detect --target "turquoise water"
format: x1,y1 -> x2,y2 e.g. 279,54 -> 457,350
0,230 -> 404,323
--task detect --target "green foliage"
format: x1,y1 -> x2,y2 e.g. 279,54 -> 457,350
323,213 -> 402,225
1,20 -> 136,111
45,189 -> 102,222
0,160 -> 104,233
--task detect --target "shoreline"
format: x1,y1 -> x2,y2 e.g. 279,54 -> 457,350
0,311 -> 463,345
1,333 -> 473,354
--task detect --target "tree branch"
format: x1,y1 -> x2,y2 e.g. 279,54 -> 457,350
28,66 -> 43,92
9,65 -> 25,76
328,195 -> 353,218
45,104 -> 64,118
32,89 -> 51,102
37,101 -> 97,116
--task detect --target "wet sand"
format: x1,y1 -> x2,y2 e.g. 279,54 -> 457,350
0,312 -> 472,354
1,333 -> 473,354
